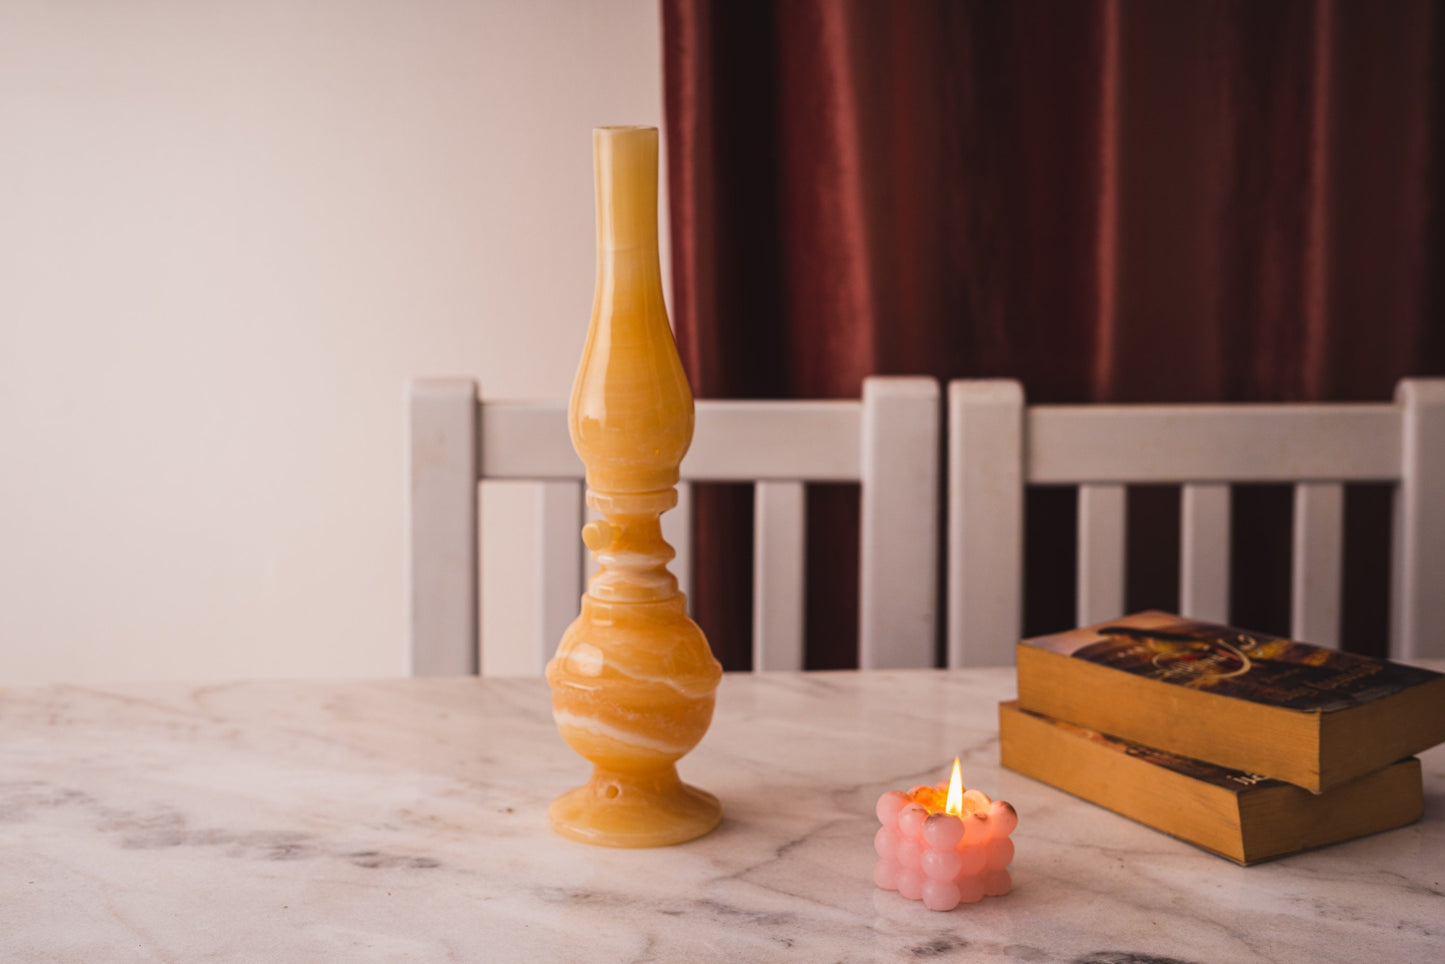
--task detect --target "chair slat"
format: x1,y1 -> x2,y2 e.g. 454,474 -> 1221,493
1179,483 -> 1231,623
409,379 -> 479,676
1290,482 -> 1343,648
859,378 -> 940,669
1077,484 -> 1127,626
752,481 -> 806,671
1393,380 -> 1445,658
947,380 -> 1024,667
536,481 -> 585,672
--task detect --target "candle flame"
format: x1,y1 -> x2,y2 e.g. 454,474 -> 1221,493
945,757 -> 964,816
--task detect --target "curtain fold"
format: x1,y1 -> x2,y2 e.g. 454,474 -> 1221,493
664,0 -> 1444,667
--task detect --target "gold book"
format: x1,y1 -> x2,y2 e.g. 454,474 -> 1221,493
1016,611 -> 1445,792
999,700 -> 1423,865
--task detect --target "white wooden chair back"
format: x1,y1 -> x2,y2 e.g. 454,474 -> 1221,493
411,376 -> 940,675
948,378 -> 1445,665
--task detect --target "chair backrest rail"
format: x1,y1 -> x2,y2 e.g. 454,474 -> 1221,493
479,400 -> 865,482
687,402 -> 863,481
1028,404 -> 1402,483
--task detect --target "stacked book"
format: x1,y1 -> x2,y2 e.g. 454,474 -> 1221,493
1000,610 -> 1445,864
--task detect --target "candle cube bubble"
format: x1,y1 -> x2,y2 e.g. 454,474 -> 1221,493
921,879 -> 962,912
988,800 -> 1018,837
876,790 -> 910,824
897,870 -> 926,901
923,812 -> 965,850
960,812 -> 991,846
874,859 -> 900,891
875,825 -> 900,859
984,836 -> 1015,872
983,869 -> 1012,897
955,840 -> 987,876
896,837 -> 924,872
897,803 -> 929,840
921,847 -> 964,881
957,875 -> 986,904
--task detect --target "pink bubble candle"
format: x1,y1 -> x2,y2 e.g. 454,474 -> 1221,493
873,758 -> 1017,911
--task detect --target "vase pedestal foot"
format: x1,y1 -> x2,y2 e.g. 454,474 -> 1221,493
547,764 -> 721,848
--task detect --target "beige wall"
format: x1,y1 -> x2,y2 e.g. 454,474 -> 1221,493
0,0 -> 666,681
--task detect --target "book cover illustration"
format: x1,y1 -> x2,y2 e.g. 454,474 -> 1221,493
1025,611 -> 1442,713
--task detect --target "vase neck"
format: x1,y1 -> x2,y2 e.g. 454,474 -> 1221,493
594,126 -> 661,256
571,125 -> 691,499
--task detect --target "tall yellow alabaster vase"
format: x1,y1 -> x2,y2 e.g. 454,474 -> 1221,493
545,126 -> 723,848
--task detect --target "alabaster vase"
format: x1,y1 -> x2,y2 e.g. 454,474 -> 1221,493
544,126 -> 723,848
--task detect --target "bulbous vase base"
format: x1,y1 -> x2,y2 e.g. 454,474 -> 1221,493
548,764 -> 721,848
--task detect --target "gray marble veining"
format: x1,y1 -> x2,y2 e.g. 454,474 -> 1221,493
2,668 -> 1442,963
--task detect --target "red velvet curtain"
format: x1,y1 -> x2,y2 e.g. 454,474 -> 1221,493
663,0 -> 1445,669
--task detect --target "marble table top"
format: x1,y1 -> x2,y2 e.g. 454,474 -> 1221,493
3,667 -> 1442,963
